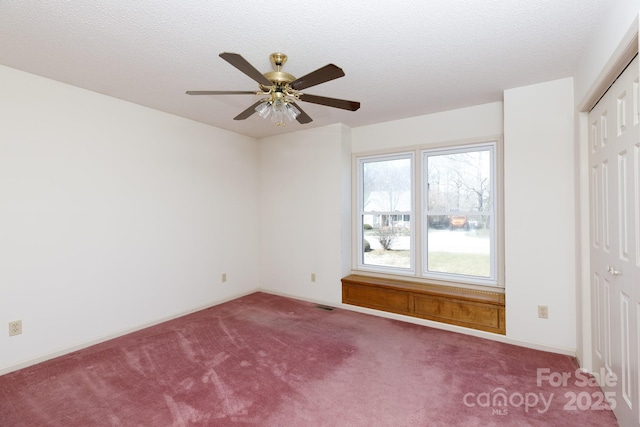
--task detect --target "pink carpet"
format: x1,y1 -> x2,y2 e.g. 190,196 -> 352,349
0,292 -> 618,426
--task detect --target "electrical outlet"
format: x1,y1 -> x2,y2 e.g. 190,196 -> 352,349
538,305 -> 549,319
221,273 -> 227,283
311,273 -> 316,282
9,320 -> 22,337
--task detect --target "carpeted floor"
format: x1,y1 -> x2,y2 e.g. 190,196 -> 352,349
0,292 -> 618,426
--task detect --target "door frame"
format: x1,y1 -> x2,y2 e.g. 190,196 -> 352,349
577,14 -> 639,372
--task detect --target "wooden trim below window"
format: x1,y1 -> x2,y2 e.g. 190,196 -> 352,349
341,274 -> 506,335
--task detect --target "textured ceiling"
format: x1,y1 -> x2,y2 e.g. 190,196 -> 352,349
0,1 -> 613,139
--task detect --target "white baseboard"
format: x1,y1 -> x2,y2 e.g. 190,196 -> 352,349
1,286 -> 575,376
0,288 -> 258,376
258,288 -> 576,356
338,303 -> 576,356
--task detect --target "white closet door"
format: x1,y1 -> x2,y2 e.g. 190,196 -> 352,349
589,55 -> 640,426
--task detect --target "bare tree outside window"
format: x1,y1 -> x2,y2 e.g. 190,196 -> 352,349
427,150 -> 490,214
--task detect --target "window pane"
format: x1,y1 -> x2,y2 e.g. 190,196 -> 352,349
426,214 -> 491,277
360,156 -> 412,270
426,150 -> 491,213
363,158 -> 411,212
362,215 -> 411,268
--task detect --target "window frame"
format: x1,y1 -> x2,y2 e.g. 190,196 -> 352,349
421,142 -> 498,286
352,137 -> 504,289
356,151 -> 416,275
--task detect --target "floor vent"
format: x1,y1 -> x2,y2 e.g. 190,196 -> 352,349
314,304 -> 335,311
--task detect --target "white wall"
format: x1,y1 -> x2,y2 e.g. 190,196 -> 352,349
352,102 -> 503,153
258,124 -> 351,303
0,65 -> 260,373
504,78 -> 576,351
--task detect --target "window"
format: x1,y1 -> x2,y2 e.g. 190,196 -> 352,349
356,140 -> 500,287
423,144 -> 496,284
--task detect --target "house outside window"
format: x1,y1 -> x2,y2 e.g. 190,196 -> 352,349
355,139 -> 501,287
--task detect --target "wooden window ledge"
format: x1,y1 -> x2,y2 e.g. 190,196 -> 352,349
341,274 -> 505,335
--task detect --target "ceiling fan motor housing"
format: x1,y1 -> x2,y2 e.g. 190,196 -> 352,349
264,53 -> 295,85
263,53 -> 296,85
263,70 -> 295,85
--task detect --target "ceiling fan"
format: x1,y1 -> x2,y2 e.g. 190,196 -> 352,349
186,52 -> 360,126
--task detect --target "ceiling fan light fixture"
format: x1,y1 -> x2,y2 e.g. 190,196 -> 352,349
255,97 -> 300,126
255,100 -> 272,119
270,98 -> 287,126
285,103 -> 300,121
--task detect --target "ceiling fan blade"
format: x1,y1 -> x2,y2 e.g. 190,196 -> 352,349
290,102 -> 313,124
233,100 -> 264,120
298,93 -> 360,111
186,90 -> 256,95
219,52 -> 272,87
290,64 -> 345,91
